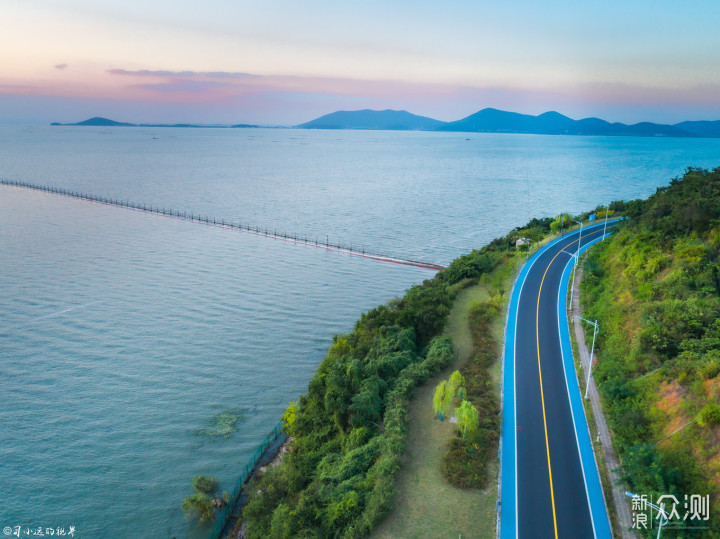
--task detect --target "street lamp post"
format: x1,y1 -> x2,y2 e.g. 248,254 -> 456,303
576,316 -> 599,399
602,203 -> 610,240
568,219 -> 583,310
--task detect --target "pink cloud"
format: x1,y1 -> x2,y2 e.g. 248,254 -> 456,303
103,67 -> 485,109
108,68 -> 256,79
2,65 -> 719,124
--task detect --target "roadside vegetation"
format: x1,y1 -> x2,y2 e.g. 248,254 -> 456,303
237,216 -> 566,537
580,167 -> 720,535
372,281 -> 497,537
440,300 -> 502,489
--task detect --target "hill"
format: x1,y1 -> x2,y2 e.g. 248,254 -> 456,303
51,117 -> 136,127
296,109 -> 447,130
580,167 -> 720,533
55,111 -> 720,138
298,108 -> 718,137
674,120 -> 720,138
437,108 -> 575,134
51,117 -> 259,128
562,118 -> 693,137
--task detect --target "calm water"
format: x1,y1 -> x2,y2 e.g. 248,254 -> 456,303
1,126 -> 719,538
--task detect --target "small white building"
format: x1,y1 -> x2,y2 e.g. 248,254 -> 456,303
516,237 -> 531,247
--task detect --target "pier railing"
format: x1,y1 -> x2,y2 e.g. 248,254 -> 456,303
1,179 -> 445,271
209,421 -> 285,539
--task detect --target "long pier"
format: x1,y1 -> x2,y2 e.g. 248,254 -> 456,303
1,179 -> 446,271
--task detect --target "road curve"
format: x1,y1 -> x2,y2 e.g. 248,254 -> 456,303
500,221 -> 616,538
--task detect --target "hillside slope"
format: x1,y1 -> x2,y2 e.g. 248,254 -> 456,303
581,167 -> 720,535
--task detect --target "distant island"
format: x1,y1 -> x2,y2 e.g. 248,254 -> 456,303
51,117 -> 258,128
297,109 -> 446,131
53,109 -> 720,138
297,108 -> 720,138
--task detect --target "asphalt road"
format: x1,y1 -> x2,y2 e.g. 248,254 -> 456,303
512,222 -> 613,538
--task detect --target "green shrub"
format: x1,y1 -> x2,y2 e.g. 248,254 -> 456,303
440,437 -> 490,488
698,360 -> 720,381
192,474 -> 219,494
182,492 -> 215,522
697,404 -> 720,427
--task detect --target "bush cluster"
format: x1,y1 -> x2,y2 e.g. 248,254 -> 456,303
440,300 -> 501,488
182,475 -> 223,523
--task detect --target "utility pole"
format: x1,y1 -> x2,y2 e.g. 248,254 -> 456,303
576,316 -> 599,398
569,219 -> 583,310
602,203 -> 610,240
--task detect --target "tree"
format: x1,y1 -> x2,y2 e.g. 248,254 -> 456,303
433,380 -> 450,420
455,400 -> 480,439
448,370 -> 465,396
282,401 -> 299,434
550,213 -> 572,233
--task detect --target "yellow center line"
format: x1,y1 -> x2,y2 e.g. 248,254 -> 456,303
535,229 -> 602,539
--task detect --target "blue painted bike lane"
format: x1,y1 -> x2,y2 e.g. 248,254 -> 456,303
556,236 -> 612,538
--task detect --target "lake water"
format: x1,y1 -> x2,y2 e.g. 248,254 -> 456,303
1,126 -> 718,538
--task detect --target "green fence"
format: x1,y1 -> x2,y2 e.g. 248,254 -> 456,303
209,421 -> 285,539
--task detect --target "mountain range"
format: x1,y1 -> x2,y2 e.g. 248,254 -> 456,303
53,110 -> 720,138
51,117 -> 257,128
297,108 -> 720,138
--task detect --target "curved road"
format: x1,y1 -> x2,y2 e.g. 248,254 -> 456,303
501,222 -> 616,538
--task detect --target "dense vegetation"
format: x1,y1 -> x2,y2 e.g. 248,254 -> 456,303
182,475 -> 226,522
581,167 -> 720,535
441,300 -> 501,488
239,217 -> 562,538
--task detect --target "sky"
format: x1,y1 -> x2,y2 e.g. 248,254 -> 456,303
2,0 -> 720,125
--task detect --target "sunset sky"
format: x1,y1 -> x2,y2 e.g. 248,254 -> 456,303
2,0 -> 720,125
